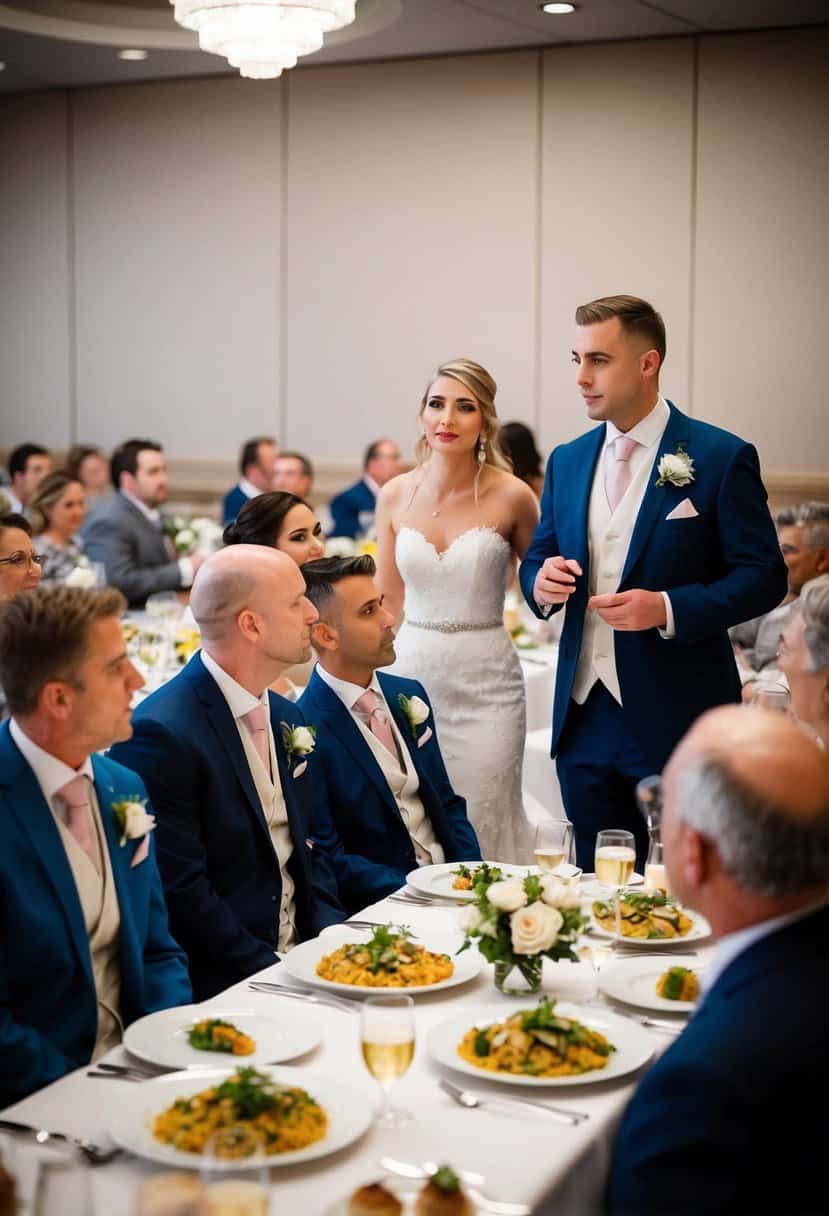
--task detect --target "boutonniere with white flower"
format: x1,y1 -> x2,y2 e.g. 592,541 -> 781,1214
280,722 -> 316,770
655,443 -> 695,489
397,693 -> 431,743
112,795 -> 156,847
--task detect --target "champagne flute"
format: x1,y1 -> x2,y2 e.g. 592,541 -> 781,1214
594,829 -> 636,891
534,820 -> 574,873
360,995 -> 415,1129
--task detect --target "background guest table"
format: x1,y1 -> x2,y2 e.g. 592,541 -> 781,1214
0,883 -> 712,1215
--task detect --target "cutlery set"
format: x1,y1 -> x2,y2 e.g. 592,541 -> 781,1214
0,1119 -> 121,1166
247,978 -> 359,1013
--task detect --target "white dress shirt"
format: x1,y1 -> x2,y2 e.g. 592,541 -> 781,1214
10,718 -> 96,819
121,489 -> 194,587
238,476 -> 261,501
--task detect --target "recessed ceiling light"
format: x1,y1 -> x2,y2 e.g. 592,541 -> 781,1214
117,48 -> 148,60
540,2 -> 577,13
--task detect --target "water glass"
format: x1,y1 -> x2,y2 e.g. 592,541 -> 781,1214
199,1130 -> 270,1216
360,995 -> 415,1129
748,679 -> 790,712
594,829 -> 636,890
534,820 -> 574,873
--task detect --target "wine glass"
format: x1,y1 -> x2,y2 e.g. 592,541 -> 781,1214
199,1128 -> 270,1216
134,1172 -> 208,1215
748,679 -> 790,712
574,938 -> 616,1004
360,994 -> 415,1129
594,829 -> 636,892
534,820 -> 574,873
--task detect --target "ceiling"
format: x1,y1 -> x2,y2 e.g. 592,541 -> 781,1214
1,0 -> 827,94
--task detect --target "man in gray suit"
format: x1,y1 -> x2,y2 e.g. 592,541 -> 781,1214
82,439 -> 205,607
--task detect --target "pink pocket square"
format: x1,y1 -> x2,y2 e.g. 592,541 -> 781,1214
292,760 -> 308,779
130,835 -> 150,868
417,726 -> 433,749
665,498 -> 699,521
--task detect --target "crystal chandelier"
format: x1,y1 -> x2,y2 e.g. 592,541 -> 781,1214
171,0 -> 356,80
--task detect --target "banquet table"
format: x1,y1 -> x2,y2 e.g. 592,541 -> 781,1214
0,884 -> 712,1216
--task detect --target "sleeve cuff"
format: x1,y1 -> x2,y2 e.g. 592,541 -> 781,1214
535,600 -> 554,618
177,556 -> 194,587
658,591 -> 676,639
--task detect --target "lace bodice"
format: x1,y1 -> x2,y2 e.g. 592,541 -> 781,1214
395,526 -> 512,624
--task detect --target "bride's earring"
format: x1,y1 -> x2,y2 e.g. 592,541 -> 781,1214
477,436 -> 487,464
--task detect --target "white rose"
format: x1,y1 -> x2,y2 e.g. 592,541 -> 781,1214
657,453 -> 693,485
487,879 -> 527,913
291,726 -> 315,755
510,902 -> 563,955
65,565 -> 97,589
477,916 -> 498,938
539,875 -> 569,908
457,905 -> 482,933
407,696 -> 430,725
175,528 -> 195,550
123,802 -> 156,839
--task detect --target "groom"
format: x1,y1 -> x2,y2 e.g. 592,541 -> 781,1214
520,295 -> 787,869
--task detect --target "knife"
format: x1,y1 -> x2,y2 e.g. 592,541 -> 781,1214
247,981 -> 358,1013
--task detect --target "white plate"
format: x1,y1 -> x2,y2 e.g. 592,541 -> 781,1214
600,956 -> 704,1013
109,1066 -> 372,1170
427,1002 -> 653,1087
283,927 -> 482,997
405,860 -> 532,902
123,1005 -> 321,1070
588,906 -> 711,947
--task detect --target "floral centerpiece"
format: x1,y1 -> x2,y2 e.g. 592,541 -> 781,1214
457,864 -> 585,995
164,514 -> 224,556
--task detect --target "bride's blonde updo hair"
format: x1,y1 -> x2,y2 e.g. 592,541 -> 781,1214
415,358 -> 511,472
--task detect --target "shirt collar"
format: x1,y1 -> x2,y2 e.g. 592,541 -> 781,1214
238,477 -> 261,500
200,649 -> 268,719
604,395 -> 669,452
4,490 -> 24,514
120,489 -> 161,525
315,662 -> 384,714
362,474 -> 380,497
9,718 -> 95,803
704,896 -> 829,994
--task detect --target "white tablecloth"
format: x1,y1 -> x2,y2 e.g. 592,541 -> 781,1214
0,886 -> 708,1216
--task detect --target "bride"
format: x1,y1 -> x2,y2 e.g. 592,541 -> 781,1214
376,358 -> 539,862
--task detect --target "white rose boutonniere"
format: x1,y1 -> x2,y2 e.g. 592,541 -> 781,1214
510,902 -> 564,955
280,722 -> 316,778
655,443 -> 695,488
397,693 -> 431,743
112,796 -> 156,847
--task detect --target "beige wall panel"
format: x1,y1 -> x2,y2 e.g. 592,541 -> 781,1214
539,40 -> 694,455
284,54 -> 539,464
73,78 -> 282,460
0,93 -> 72,447
694,29 -> 829,477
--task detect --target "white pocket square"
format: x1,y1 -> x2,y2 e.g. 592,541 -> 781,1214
417,726 -> 433,749
665,498 -> 698,521
130,835 -> 150,868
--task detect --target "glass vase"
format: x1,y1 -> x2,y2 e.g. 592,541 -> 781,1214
493,955 -> 543,996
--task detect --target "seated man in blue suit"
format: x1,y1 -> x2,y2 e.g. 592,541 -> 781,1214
222,435 -> 278,526
327,439 -> 402,539
598,707 -> 829,1215
0,585 -> 191,1106
111,545 -> 343,1001
520,295 -> 787,868
298,555 -> 480,915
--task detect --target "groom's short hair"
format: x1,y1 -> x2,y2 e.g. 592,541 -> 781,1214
302,555 -> 376,620
576,295 -> 666,364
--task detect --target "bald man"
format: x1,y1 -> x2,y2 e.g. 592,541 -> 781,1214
597,707 -> 829,1216
111,545 -> 344,999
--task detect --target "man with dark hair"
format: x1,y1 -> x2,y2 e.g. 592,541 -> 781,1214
272,451 -> 313,500
6,442 -> 52,514
81,438 -> 204,606
327,439 -> 402,539
0,585 -> 191,1105
222,436 -> 278,525
521,294 -> 787,869
298,555 -> 479,914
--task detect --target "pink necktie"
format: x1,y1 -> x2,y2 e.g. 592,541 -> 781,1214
242,703 -> 270,770
58,774 -> 99,872
605,435 -> 639,513
354,689 -> 397,759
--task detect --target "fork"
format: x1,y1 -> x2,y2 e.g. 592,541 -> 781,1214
381,1156 -> 530,1215
0,1119 -> 121,1166
247,980 -> 359,1013
439,1077 -> 589,1126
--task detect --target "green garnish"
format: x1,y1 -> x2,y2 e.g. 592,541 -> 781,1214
473,1029 -> 491,1057
214,1068 -> 280,1119
345,923 -> 418,974
661,967 -> 690,1000
188,1018 -> 239,1052
430,1166 -> 461,1194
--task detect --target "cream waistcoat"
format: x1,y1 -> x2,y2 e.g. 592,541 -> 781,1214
238,722 -> 297,951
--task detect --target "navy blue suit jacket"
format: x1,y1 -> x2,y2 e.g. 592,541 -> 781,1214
519,403 -> 787,768
298,670 -> 481,914
222,483 -> 251,526
110,654 -> 344,1000
605,902 -> 829,1215
327,479 -> 376,539
0,724 -> 191,1106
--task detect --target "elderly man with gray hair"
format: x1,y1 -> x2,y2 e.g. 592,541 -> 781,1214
597,706 -> 829,1215
778,572 -> 829,749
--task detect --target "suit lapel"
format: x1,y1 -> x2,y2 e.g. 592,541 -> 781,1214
306,672 -> 401,815
92,757 -> 142,982
621,402 -> 690,585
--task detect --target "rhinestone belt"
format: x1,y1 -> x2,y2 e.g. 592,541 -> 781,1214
406,618 -> 503,634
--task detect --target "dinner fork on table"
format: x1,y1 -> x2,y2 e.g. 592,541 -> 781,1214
0,1119 -> 121,1166
439,1077 -> 589,1127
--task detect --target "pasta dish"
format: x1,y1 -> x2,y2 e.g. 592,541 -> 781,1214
592,891 -> 693,939
451,862 -> 503,891
316,924 -> 453,988
656,966 -> 699,1001
458,998 -> 614,1078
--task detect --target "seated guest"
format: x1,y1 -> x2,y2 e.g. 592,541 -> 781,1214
5,443 -> 52,516
0,513 -> 43,721
66,444 -> 111,504
81,438 -> 204,607
223,436 -> 279,525
111,545 -> 344,1000
500,421 -> 544,499
599,705 -> 829,1216
328,439 -> 402,539
0,585 -> 191,1106
778,573 -> 829,749
298,555 -> 480,914
223,490 -> 325,566
272,451 -> 313,500
29,470 -> 88,584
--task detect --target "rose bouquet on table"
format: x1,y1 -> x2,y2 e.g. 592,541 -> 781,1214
164,514 -> 223,556
457,866 -> 585,995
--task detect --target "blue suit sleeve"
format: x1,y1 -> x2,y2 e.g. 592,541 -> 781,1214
666,443 -> 788,643
519,450 -> 563,621
0,941 -> 78,1104
137,832 -> 193,1012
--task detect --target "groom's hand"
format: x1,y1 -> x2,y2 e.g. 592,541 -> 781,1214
589,589 -> 667,631
534,556 -> 583,606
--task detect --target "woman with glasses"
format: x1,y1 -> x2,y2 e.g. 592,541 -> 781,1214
0,513 -> 43,721
28,470 -> 88,584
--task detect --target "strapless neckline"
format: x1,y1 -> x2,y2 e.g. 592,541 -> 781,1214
396,524 -> 509,561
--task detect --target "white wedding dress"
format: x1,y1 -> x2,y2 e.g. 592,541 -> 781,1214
390,525 -> 532,863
